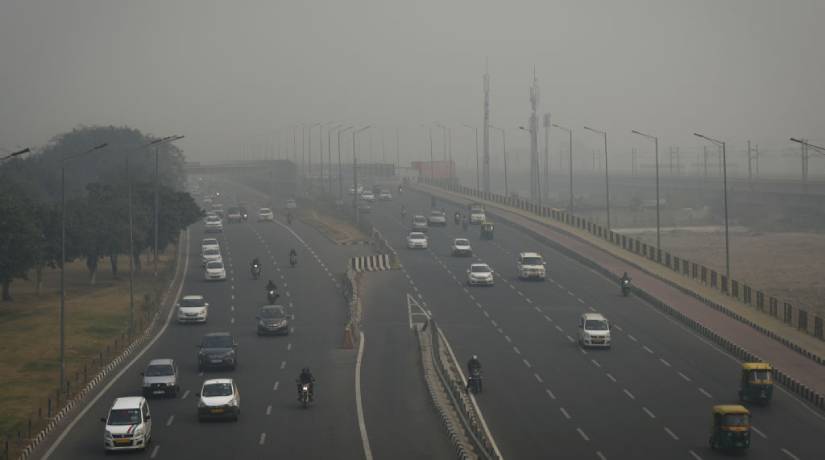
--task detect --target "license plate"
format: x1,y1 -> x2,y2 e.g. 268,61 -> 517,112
153,390 -> 165,394
114,439 -> 131,445
211,359 -> 222,363
210,408 -> 224,414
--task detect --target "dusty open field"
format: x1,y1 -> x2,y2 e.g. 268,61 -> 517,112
629,229 -> 825,317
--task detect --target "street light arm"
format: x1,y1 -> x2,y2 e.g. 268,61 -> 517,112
631,130 -> 656,142
584,126 -> 605,136
790,137 -> 825,153
1,147 -> 31,161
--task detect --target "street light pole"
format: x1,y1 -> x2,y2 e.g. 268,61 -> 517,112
352,126 -> 371,224
519,126 -> 541,208
150,135 -> 184,277
463,125 -> 480,190
632,130 -> 661,261
489,125 -> 508,196
584,126 -> 611,230
552,124 -> 573,214
694,132 -> 731,290
327,124 -> 342,194
60,143 -> 107,394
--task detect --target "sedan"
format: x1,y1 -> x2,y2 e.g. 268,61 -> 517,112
258,208 -> 274,222
201,247 -> 222,266
197,379 -> 240,422
201,238 -> 220,253
204,261 -> 226,281
428,210 -> 447,226
467,263 -> 494,286
176,295 -> 209,324
360,191 -> 376,202
411,215 -> 428,232
407,232 -> 429,249
451,238 -> 473,257
256,305 -> 290,336
378,190 -> 392,201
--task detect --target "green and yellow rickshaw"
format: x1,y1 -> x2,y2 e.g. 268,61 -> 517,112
738,362 -> 773,404
709,405 -> 751,451
480,221 -> 494,240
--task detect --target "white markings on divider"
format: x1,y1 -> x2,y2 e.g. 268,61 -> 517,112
355,331 -> 374,460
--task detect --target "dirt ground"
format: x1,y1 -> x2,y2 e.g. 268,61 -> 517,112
629,229 -> 825,317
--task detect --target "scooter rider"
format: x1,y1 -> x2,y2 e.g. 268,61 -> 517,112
266,280 -> 279,302
401,204 -> 407,218
250,257 -> 262,276
289,248 -> 298,267
297,367 -> 315,401
620,272 -> 631,287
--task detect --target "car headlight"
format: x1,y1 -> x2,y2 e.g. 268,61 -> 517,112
133,427 -> 143,437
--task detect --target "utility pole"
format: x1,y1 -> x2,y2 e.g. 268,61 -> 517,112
543,113 -> 551,200
631,148 -> 637,176
584,126 -> 611,230
703,146 -> 708,177
482,61 -> 491,192
552,124 -> 574,214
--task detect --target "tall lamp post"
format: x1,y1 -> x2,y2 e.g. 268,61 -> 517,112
420,125 -> 435,180
150,135 -> 184,277
327,124 -> 342,193
337,126 -> 353,200
489,125 -> 508,196
519,126 -> 541,207
60,143 -> 108,394
552,123 -> 574,214
352,126 -> 371,224
631,129 -> 661,261
463,125 -> 480,190
584,126 -> 611,230
694,132 -> 730,290
0,147 -> 30,162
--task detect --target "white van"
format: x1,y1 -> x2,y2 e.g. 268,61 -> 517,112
578,313 -> 611,348
101,396 -> 152,452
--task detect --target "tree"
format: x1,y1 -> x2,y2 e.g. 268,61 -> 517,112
0,182 -> 42,301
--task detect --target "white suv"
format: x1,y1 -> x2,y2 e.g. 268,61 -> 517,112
517,252 -> 546,280
578,313 -> 611,348
102,396 -> 152,452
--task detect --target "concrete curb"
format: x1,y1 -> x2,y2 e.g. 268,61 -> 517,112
416,185 -> 825,414
17,230 -> 189,460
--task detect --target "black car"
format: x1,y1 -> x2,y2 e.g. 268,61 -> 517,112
197,332 -> 238,371
256,305 -> 290,336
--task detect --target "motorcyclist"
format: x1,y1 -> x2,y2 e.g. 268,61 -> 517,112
289,248 -> 298,267
286,211 -> 293,225
297,367 -> 315,401
454,211 -> 461,225
266,280 -> 279,302
401,204 -> 407,218
398,184 -> 403,194
466,355 -> 482,391
250,257 -> 262,277
462,217 -> 469,232
620,272 -> 631,286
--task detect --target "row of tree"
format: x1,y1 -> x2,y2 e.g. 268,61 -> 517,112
0,126 -> 201,301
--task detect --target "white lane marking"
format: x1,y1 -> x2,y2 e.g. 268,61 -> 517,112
230,305 -> 235,312
504,335 -> 512,343
475,302 -> 483,309
560,407 -> 571,419
273,381 -> 280,391
591,359 -> 601,368
606,373 -> 617,383
596,451 -> 607,460
165,414 -> 175,426
483,310 -> 490,318
266,405 -> 272,415
497,328 -> 503,334
688,450 -> 703,460
642,407 -> 656,419
355,331 -> 374,460
555,325 -> 563,332
566,335 -> 575,343
751,425 -> 767,439
613,324 -> 623,331
627,334 -> 637,342
664,427 -> 679,440
280,360 -> 286,369
659,358 -> 671,367
544,315 -> 553,322
259,432 -> 266,445
230,317 -> 235,324
567,290 -> 575,296
781,448 -> 800,460
526,298 -> 533,304
623,389 -> 635,400
182,390 -> 190,400
150,445 -> 160,459
577,298 -> 585,304
534,373 -> 543,383
517,291 -> 524,297
546,388 -> 556,400
287,343 -> 292,351
678,372 -> 692,382
576,428 -> 590,441
698,387 -> 712,399
642,345 -> 654,354
523,359 -> 532,368
588,306 -> 596,312
491,320 -> 498,327
513,346 -> 521,355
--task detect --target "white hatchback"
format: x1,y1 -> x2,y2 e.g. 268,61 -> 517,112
102,396 -> 152,452
467,263 -> 494,286
197,379 -> 240,421
578,313 -> 611,348
258,208 -> 274,222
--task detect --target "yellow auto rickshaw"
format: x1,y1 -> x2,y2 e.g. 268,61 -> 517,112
738,362 -> 773,404
709,405 -> 751,451
480,222 -> 494,240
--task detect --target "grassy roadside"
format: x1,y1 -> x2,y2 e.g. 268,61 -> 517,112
296,207 -> 367,244
0,247 -> 177,449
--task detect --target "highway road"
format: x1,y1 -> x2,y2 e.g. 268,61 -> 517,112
37,178 -> 453,460
362,185 -> 825,460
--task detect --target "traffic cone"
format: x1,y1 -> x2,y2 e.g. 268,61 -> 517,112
342,325 -> 354,349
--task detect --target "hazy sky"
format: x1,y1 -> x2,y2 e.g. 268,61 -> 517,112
1,0 -> 823,172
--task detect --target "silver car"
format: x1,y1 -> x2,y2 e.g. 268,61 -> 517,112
467,263 -> 494,286
141,359 -> 179,398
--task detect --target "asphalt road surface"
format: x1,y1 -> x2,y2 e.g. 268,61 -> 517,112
362,185 -> 825,460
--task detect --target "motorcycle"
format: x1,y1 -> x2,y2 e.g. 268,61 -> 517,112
468,368 -> 483,394
297,381 -> 312,408
401,208 -> 407,219
621,279 -> 631,297
267,289 -> 279,304
454,213 -> 461,225
289,253 -> 297,268
251,264 -> 261,280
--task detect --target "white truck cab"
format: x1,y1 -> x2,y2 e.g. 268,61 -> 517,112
517,252 -> 546,280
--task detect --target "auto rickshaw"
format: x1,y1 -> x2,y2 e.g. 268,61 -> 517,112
709,405 -> 751,451
480,222 -> 494,240
738,362 -> 773,404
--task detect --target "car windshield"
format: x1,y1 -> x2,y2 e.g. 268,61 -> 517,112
413,216 -> 426,223
722,413 -> 749,426
259,208 -> 271,213
145,364 -> 174,376
260,307 -> 285,319
749,370 -> 771,382
206,216 -> 220,222
179,297 -> 205,307
522,257 -> 543,265
471,265 -> 490,273
107,408 -> 141,426
202,239 -> 217,246
409,233 -> 425,239
430,211 -> 443,216
585,320 -> 609,331
204,248 -> 219,256
206,261 -> 223,269
202,335 -> 233,348
202,383 -> 233,397
455,239 -> 469,246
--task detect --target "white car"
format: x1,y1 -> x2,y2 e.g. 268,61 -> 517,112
258,208 -> 274,222
427,210 -> 447,226
201,238 -> 220,253
469,204 -> 486,224
378,190 -> 392,201
102,396 -> 152,452
177,295 -> 209,324
467,263 -> 494,286
204,260 -> 227,281
517,252 -> 546,280
451,238 -> 473,256
285,199 -> 297,210
406,232 -> 429,249
578,313 -> 611,348
204,215 -> 223,233
197,379 -> 240,421
201,247 -> 222,266
411,215 -> 428,232
360,191 -> 376,202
